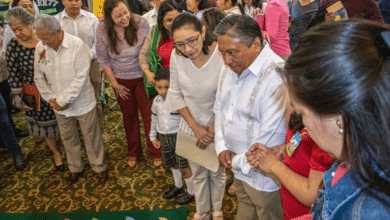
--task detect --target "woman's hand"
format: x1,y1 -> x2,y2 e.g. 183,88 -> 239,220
144,69 -> 155,85
113,83 -> 130,100
252,7 -> 264,17
254,149 -> 280,173
192,124 -> 213,150
21,105 -> 32,112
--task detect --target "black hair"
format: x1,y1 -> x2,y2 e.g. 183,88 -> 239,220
155,67 -> 170,81
103,0 -> 138,54
197,0 -> 208,11
227,0 -> 238,6
11,0 -> 34,8
288,112 -> 304,134
283,20 -> 390,206
201,8 -> 226,42
238,0 -> 261,15
214,14 -> 263,47
171,12 -> 213,56
157,0 -> 182,44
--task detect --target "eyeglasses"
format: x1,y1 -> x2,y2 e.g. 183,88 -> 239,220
174,34 -> 200,51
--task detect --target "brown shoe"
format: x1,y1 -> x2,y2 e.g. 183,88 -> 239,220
67,171 -> 83,185
96,171 -> 108,183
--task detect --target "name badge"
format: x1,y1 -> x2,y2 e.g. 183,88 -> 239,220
285,132 -> 302,157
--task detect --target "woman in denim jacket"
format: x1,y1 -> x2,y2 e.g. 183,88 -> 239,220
281,20 -> 390,219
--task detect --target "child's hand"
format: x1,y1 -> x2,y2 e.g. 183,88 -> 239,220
152,140 -> 161,149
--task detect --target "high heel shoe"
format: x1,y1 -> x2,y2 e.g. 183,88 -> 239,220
54,158 -> 65,171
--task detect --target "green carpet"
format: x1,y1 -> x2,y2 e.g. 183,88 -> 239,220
0,86 -> 238,219
0,206 -> 187,220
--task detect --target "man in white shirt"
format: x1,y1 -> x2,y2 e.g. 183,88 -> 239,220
54,0 -> 105,140
33,14 -> 107,185
142,0 -> 165,28
214,15 -> 287,220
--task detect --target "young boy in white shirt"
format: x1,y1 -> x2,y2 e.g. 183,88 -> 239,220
150,68 -> 195,204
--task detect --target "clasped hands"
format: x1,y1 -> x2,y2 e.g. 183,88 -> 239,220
245,143 -> 285,173
192,124 -> 214,150
49,98 -> 70,111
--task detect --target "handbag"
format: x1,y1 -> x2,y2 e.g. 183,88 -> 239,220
22,95 -> 35,110
22,82 -> 40,111
143,25 -> 161,98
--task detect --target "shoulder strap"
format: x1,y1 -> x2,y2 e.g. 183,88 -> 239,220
148,25 -> 162,74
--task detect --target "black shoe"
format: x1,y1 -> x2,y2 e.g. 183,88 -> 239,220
163,186 -> 185,199
174,192 -> 195,205
14,128 -> 29,138
96,171 -> 108,183
13,154 -> 26,171
67,171 -> 83,185
55,164 -> 66,172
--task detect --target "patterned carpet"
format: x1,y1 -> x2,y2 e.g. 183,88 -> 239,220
0,88 -> 238,219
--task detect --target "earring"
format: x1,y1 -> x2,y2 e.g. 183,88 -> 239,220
336,119 -> 343,134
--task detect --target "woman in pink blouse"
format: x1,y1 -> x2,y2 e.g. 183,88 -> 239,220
96,0 -> 162,167
256,0 -> 291,58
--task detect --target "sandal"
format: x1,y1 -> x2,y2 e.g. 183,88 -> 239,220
212,211 -> 224,220
153,158 -> 162,166
127,157 -> 137,167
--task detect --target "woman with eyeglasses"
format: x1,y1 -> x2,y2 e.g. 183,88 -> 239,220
164,12 -> 226,220
5,7 -> 63,171
96,0 -> 161,167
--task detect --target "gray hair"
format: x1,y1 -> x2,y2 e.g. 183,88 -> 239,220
214,14 -> 263,47
34,14 -> 61,34
6,6 -> 34,26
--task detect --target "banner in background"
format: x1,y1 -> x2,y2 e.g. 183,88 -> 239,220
93,0 -> 104,20
0,0 -> 64,25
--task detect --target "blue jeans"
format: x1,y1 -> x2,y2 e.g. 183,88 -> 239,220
0,92 -> 22,156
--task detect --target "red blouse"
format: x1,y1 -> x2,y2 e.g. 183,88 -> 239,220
157,38 -> 175,68
281,128 -> 334,220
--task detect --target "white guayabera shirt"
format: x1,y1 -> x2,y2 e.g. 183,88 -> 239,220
214,44 -> 288,192
34,32 -> 96,117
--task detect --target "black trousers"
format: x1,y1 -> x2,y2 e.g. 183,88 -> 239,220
0,92 -> 22,156
0,79 -> 17,148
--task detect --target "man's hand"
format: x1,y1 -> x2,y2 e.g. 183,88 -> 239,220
218,150 -> 233,169
325,12 -> 336,21
49,98 -> 70,111
151,140 -> 161,149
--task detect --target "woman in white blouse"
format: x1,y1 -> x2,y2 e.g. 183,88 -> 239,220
165,12 -> 226,220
